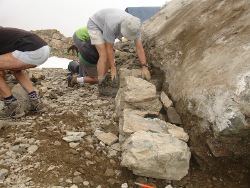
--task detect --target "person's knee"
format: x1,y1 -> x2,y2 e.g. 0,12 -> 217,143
68,60 -> 79,74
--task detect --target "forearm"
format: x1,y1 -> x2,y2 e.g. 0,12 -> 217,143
135,40 -> 151,80
106,43 -> 115,68
137,44 -> 150,72
135,40 -> 147,66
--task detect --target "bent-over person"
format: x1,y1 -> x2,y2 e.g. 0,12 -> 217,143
0,27 -> 50,119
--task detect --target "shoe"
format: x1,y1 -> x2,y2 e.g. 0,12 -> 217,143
30,98 -> 46,113
0,100 -> 25,119
67,75 -> 77,87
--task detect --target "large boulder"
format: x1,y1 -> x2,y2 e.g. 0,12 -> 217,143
121,131 -> 191,180
143,0 -> 250,176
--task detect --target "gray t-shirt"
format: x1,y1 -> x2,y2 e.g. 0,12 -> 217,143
89,8 -> 141,43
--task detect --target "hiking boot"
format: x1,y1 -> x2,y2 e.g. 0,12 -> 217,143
30,98 -> 46,113
67,75 -> 77,87
0,100 -> 25,119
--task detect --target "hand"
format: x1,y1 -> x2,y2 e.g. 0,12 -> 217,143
98,76 -> 105,83
111,66 -> 117,81
141,68 -> 151,81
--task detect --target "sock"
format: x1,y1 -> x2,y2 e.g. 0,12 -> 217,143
4,95 -> 17,104
77,77 -> 84,83
28,91 -> 39,100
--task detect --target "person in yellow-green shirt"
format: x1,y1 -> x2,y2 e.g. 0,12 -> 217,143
67,27 -> 100,86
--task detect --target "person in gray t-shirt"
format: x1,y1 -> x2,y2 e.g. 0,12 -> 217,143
87,8 -> 151,83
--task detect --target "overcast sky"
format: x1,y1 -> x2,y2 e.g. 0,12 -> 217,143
0,0 -> 168,37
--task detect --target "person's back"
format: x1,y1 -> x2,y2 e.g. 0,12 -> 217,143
73,26 -> 98,65
75,27 -> 90,41
79,40 -> 99,65
67,27 -> 99,86
89,8 -> 141,43
0,27 -> 47,55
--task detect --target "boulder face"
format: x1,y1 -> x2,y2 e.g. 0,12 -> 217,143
121,131 -> 191,180
143,0 -> 250,172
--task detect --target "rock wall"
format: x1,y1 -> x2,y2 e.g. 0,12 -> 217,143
115,74 -> 191,180
143,0 -> 250,175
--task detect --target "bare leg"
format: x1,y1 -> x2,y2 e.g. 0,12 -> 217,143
0,53 -> 34,70
0,53 -> 36,97
0,52 -> 46,118
71,76 -> 98,85
0,70 -> 11,98
11,70 -> 35,93
95,43 -> 108,81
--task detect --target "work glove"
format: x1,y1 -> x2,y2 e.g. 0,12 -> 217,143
141,68 -> 151,81
111,66 -> 117,81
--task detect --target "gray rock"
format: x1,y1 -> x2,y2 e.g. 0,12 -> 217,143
0,168 -> 8,181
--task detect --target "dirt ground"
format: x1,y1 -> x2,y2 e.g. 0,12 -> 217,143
2,105 -> 247,188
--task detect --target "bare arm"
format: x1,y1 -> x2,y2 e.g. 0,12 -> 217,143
135,39 -> 151,80
106,43 -> 117,80
135,39 -> 146,65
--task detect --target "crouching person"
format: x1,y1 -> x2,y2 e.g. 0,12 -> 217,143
67,39 -> 100,86
0,27 -> 50,119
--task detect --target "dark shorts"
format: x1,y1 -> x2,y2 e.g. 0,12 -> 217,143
68,60 -> 96,77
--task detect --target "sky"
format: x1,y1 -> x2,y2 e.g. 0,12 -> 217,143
0,0 -> 168,37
